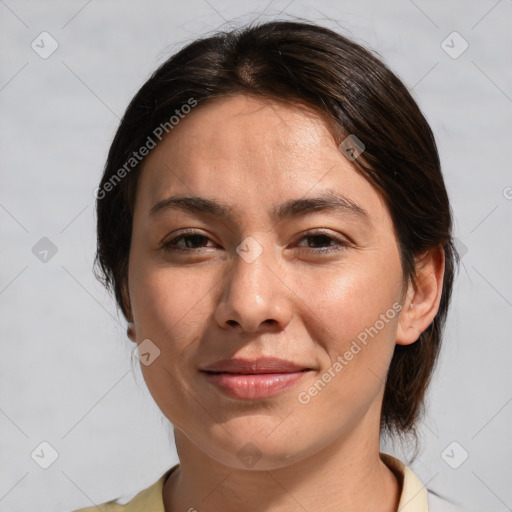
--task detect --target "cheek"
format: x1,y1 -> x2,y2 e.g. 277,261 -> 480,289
130,259 -> 213,332
128,263 -> 215,424
292,250 -> 403,354
292,261 -> 401,424
129,261 -> 222,378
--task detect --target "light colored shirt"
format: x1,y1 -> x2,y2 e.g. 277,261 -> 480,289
72,452 -> 460,511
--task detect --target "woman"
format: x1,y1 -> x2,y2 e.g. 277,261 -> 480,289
76,19 -> 460,512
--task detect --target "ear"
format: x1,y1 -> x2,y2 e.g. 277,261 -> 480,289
396,244 -> 445,346
127,322 -> 136,343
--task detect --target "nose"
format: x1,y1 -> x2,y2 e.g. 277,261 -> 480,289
214,241 -> 293,333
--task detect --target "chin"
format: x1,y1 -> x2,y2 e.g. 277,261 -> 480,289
203,425 -> 311,471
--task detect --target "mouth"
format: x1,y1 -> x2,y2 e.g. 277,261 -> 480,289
199,356 -> 311,374
199,357 -> 313,400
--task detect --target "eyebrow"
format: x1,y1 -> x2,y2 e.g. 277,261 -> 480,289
149,189 -> 371,224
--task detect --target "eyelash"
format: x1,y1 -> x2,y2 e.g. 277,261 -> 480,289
161,229 -> 350,255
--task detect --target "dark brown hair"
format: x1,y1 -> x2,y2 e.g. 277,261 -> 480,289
94,19 -> 459,451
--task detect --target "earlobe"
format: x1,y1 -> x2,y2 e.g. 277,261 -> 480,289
396,317 -> 421,346
127,321 -> 136,343
395,245 -> 445,346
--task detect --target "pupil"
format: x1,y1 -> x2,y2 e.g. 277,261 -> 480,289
186,235 -> 204,248
309,235 -> 330,247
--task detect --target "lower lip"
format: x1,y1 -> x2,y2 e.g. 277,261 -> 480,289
201,371 -> 310,400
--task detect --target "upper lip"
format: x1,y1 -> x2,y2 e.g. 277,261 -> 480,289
199,357 -> 310,374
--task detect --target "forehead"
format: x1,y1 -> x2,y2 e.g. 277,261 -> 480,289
135,94 -> 390,224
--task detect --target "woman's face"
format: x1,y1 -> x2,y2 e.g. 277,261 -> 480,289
127,94 -> 409,470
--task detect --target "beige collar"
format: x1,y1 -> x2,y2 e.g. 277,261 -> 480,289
74,452 -> 429,511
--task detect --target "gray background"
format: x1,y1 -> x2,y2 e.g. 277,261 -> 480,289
1,1 -> 511,511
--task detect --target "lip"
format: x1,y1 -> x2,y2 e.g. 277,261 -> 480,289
199,357 -> 309,374
199,357 -> 313,400
201,370 -> 311,400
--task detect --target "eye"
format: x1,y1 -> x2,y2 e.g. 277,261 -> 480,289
162,231 -> 215,252
294,231 -> 350,254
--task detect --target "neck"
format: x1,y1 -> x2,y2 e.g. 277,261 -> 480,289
162,424 -> 401,512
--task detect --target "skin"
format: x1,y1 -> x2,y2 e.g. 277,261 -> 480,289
125,94 -> 445,512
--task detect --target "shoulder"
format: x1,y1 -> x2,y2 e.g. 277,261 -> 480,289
380,452 -> 429,511
380,452 -> 463,512
70,465 -> 178,512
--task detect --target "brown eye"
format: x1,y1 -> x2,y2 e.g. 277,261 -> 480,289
162,231 -> 215,252
295,231 -> 349,254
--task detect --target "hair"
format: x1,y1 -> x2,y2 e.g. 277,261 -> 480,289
93,19 -> 459,454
